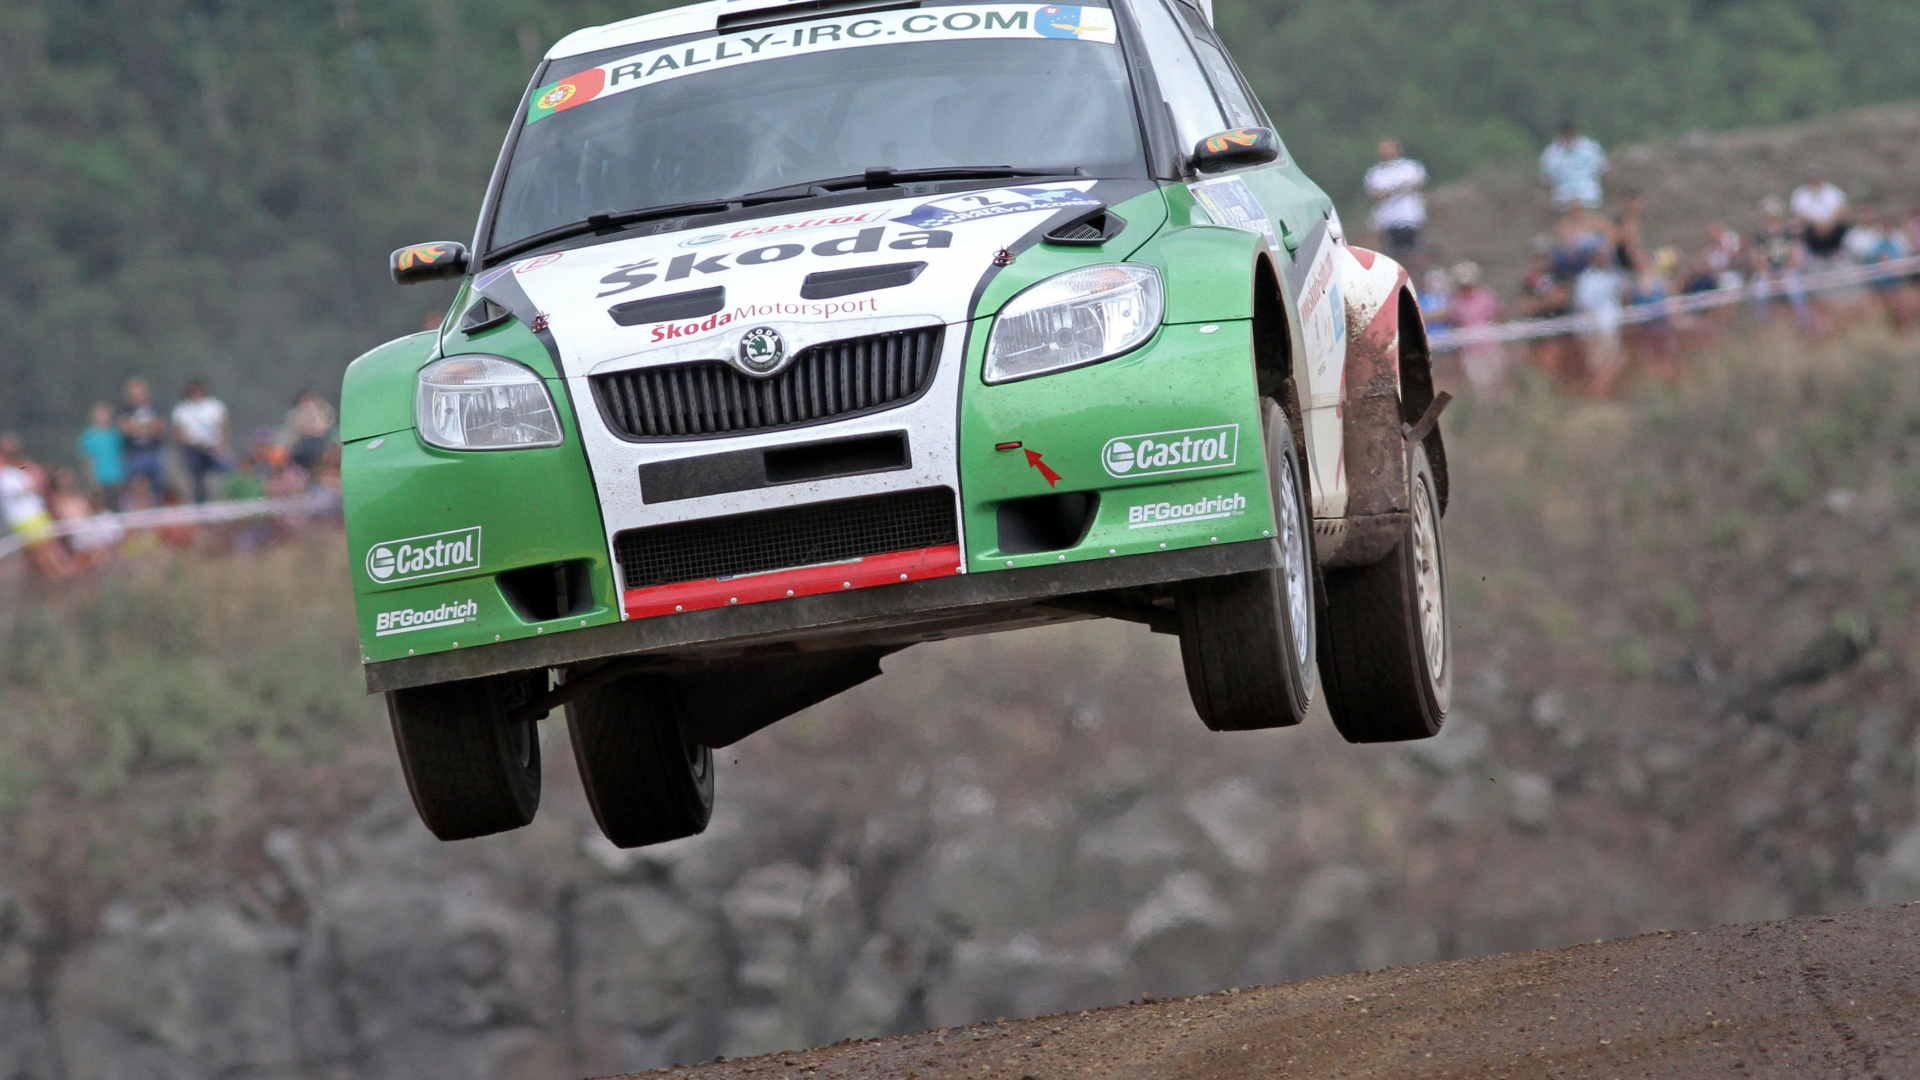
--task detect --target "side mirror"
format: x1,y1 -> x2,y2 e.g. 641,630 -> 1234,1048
390,242 -> 470,285
1189,127 -> 1280,174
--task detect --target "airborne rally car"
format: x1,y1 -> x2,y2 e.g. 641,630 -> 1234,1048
345,0 -> 1454,846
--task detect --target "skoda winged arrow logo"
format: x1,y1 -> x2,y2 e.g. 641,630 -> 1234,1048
736,326 -> 788,376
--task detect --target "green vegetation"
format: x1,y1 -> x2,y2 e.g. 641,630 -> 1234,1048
4,0 -> 1919,451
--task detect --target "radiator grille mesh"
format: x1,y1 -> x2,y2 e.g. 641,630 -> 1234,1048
615,487 -> 959,591
593,326 -> 942,439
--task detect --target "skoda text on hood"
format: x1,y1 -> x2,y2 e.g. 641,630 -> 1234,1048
480,180 -> 1139,597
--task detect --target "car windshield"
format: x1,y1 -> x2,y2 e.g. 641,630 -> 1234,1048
487,5 -> 1145,253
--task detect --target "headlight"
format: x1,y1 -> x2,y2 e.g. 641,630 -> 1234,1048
984,264 -> 1164,384
415,356 -> 563,450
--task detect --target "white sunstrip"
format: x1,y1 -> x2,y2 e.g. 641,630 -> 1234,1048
527,4 -> 1119,121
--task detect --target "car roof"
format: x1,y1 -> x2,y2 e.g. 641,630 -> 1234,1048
549,0 -> 823,60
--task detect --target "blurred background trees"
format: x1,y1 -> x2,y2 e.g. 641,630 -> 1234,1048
2,0 -> 1918,447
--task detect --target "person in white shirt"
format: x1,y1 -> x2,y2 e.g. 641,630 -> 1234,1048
1790,165 -> 1849,262
171,378 -> 230,504
1364,139 -> 1427,258
1572,246 -> 1628,393
1539,121 -> 1609,212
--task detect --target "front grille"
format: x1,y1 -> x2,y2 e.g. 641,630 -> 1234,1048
615,487 -> 959,590
593,325 -> 943,440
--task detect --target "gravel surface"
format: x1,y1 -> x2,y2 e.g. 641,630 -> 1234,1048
618,903 -> 1920,1080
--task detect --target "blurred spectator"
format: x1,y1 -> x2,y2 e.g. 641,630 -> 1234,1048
1364,139 -> 1427,260
117,377 -> 168,505
1,437 -> 72,578
1573,246 -> 1628,393
76,401 -> 126,506
48,469 -> 119,567
1551,206 -> 1618,282
1539,121 -> 1608,212
1846,206 -> 1915,327
1615,195 -> 1650,273
171,378 -> 230,504
0,433 -> 47,497
1520,241 -> 1571,318
1790,165 -> 1849,264
1447,262 -> 1507,396
1419,267 -> 1454,331
1750,198 -> 1810,327
282,389 -> 338,474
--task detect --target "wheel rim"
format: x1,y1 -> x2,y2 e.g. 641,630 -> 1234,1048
1410,474 -> 1448,692
1276,448 -> 1313,672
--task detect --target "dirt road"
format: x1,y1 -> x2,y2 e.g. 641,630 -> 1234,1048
622,903 -> 1920,1080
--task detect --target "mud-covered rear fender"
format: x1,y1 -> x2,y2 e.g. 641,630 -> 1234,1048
1322,246 -> 1440,568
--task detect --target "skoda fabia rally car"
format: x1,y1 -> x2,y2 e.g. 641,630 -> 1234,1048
345,0 -> 1454,846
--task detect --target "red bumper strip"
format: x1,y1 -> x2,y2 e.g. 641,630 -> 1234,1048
624,544 -> 964,620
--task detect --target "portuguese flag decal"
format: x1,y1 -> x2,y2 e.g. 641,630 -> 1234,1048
526,67 -> 607,125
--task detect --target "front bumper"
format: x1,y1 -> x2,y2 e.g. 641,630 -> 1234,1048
364,537 -> 1278,693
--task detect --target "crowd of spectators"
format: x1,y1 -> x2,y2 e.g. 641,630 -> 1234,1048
1,378 -> 341,578
1372,126 -> 1920,396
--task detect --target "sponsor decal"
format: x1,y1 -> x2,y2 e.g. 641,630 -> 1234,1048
1036,5 -> 1106,38
1101,424 -> 1240,478
646,297 -> 879,342
1023,448 -> 1061,487
526,67 -> 609,123
516,252 -> 564,274
1202,128 -> 1263,154
524,6 -> 1117,126
596,227 -> 951,299
891,186 -> 1102,230
375,599 -> 481,637
737,326 -> 787,374
1127,491 -> 1248,529
1189,176 -> 1280,253
365,527 -> 483,584
681,210 -> 889,247
395,243 -> 456,271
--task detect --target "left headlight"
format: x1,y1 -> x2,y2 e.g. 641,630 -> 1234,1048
415,355 -> 563,450
984,263 -> 1164,384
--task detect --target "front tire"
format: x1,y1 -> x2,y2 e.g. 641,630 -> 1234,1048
1175,399 -> 1318,731
1320,441 -> 1452,742
387,674 -> 542,841
567,673 -> 715,849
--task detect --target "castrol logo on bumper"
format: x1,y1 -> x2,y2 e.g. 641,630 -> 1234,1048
1101,425 -> 1239,478
365,527 -> 483,584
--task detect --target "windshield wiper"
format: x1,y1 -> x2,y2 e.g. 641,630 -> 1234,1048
738,165 -> 1083,202
485,199 -> 740,264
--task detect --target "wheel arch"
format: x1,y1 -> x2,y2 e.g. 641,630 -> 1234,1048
1396,285 -> 1448,513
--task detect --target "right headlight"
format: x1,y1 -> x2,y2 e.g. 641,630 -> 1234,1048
984,263 -> 1164,384
415,355 -> 563,450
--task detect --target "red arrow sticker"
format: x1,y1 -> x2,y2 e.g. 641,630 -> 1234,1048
1024,449 -> 1061,488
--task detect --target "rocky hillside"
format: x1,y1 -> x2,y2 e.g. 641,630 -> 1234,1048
6,325 -> 1920,1078
1412,101 -> 1920,299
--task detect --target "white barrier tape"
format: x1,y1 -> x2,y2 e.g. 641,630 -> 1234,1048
0,489 -> 339,564
1429,254 -> 1920,352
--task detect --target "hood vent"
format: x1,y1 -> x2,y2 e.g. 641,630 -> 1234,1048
609,286 -> 727,327
1043,207 -> 1126,247
799,261 -> 927,300
460,296 -> 513,334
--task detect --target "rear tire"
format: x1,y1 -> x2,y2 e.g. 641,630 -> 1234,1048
387,674 -> 542,841
1320,441 -> 1452,742
1176,399 -> 1318,731
567,673 -> 715,849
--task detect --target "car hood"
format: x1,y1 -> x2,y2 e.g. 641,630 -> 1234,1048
467,180 -> 1153,378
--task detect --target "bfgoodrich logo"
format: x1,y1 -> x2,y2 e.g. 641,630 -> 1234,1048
1128,492 -> 1248,528
365,527 -> 482,584
375,599 -> 480,637
1102,425 -> 1239,479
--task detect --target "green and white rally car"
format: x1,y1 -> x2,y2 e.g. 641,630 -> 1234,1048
345,0 -> 1454,846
